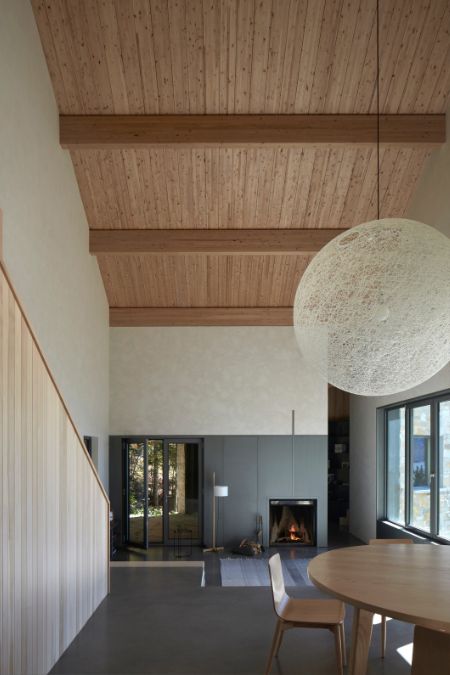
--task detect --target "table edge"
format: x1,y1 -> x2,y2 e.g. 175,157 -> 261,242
308,547 -> 450,634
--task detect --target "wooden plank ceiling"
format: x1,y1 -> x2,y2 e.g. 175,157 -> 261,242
32,0 -> 450,326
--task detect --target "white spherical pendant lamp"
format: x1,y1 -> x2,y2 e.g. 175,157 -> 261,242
293,218 -> 450,396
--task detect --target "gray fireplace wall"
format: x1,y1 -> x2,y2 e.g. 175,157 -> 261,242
109,434 -> 327,548
203,435 -> 327,548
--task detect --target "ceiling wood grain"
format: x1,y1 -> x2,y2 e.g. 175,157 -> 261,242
32,0 -> 450,115
98,254 -> 313,307
31,0 -> 450,325
73,146 -> 431,230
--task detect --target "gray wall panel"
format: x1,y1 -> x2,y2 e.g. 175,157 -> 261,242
257,437 -> 293,497
203,437 -> 224,547
257,437 -> 293,545
294,436 -> 328,546
223,437 -> 258,499
222,497 -> 258,547
222,437 -> 258,547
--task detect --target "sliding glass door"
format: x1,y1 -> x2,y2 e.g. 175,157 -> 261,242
124,439 -> 202,547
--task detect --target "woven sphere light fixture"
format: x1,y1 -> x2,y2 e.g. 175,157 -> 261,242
293,219 -> 450,396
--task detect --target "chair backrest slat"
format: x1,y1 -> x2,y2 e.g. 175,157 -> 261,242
268,553 -> 288,616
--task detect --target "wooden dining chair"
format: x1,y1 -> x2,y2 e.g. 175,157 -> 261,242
265,553 -> 346,675
369,538 -> 414,658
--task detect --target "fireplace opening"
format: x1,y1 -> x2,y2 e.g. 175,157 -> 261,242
269,499 -> 317,546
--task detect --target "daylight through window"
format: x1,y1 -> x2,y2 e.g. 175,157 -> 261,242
385,393 -> 450,541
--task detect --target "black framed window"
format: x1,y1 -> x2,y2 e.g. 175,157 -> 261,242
384,390 -> 450,542
122,437 -> 203,547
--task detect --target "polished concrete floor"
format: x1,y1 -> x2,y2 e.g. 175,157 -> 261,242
111,525 -> 363,586
50,565 -> 414,674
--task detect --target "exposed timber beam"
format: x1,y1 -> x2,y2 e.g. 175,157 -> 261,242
109,307 -> 293,327
90,228 -> 347,255
61,114 -> 445,149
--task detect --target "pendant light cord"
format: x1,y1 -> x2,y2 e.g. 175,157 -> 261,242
376,0 -> 380,220
291,409 -> 295,497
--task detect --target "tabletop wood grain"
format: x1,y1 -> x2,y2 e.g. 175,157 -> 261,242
308,545 -> 450,633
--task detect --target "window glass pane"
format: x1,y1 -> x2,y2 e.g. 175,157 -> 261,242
147,440 -> 164,543
128,442 -> 145,545
439,401 -> 450,539
386,408 -> 405,524
168,443 -> 200,540
410,405 -> 431,532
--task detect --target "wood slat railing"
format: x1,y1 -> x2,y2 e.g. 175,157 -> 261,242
0,260 -> 110,675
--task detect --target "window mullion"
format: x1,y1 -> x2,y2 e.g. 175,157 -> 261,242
405,405 -> 411,527
431,401 -> 439,537
384,409 -> 388,519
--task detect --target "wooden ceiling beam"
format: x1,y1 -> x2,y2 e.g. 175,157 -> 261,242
90,228 -> 347,255
61,114 -> 445,149
110,307 -> 293,327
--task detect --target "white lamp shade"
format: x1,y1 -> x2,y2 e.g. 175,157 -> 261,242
293,218 -> 450,396
214,485 -> 228,497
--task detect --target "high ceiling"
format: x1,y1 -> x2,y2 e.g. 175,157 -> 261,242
32,0 -> 450,325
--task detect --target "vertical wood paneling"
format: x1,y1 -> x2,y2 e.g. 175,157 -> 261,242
328,384 -> 350,421
0,264 -> 109,675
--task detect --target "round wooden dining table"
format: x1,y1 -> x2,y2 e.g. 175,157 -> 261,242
308,545 -> 450,675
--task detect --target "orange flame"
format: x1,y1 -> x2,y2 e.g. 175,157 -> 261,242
289,524 -> 301,541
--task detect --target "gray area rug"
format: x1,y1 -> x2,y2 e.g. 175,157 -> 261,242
220,557 -> 313,587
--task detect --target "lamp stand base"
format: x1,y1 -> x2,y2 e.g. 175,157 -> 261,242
203,546 -> 224,553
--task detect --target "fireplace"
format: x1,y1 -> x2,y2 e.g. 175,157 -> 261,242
269,499 -> 317,546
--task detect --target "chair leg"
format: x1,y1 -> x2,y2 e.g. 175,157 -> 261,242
381,615 -> 387,658
333,625 -> 344,675
340,622 -> 347,666
274,623 -> 285,657
265,620 -> 282,675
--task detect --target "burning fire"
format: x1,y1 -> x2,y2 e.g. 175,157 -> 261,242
289,524 -> 301,541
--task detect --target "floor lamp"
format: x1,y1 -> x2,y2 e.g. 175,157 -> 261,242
203,472 -> 228,553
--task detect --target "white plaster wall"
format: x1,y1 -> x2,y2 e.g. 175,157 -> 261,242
0,0 -> 109,486
350,110 -> 450,542
110,327 -> 327,436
